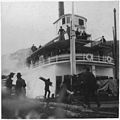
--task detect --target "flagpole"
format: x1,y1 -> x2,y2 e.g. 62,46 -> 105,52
113,8 -> 118,80
70,2 -> 76,88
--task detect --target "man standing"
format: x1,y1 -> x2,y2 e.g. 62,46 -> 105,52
39,77 -> 52,99
58,80 -> 74,103
75,28 -> 80,39
15,73 -> 26,97
101,36 -> 106,43
6,72 -> 15,95
58,26 -> 65,41
66,25 -> 70,40
82,67 -> 100,108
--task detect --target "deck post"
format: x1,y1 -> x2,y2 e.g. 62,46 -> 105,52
113,8 -> 118,80
70,2 -> 76,89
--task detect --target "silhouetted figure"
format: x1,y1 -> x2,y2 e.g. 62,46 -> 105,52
81,67 -> 100,108
101,36 -> 106,43
82,30 -> 87,40
66,25 -> 70,40
39,45 -> 42,49
58,80 -> 74,103
39,77 -> 52,99
15,73 -> 26,97
6,72 -> 15,96
58,26 -> 65,41
75,28 -> 80,39
31,44 -> 37,52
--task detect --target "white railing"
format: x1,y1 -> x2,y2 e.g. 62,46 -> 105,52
31,53 -> 114,68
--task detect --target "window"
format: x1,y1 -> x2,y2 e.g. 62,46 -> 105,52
79,19 -> 84,25
67,17 -> 70,23
62,17 -> 65,24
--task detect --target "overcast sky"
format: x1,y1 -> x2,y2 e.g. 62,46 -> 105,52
1,1 -> 119,55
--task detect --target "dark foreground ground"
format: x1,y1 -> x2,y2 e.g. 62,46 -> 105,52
2,95 -> 119,119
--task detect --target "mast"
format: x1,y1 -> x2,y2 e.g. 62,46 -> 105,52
113,8 -> 118,80
70,2 -> 76,87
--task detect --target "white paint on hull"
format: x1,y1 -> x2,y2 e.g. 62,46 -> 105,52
20,63 -> 114,98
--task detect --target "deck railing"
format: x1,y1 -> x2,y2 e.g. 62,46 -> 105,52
31,53 -> 114,68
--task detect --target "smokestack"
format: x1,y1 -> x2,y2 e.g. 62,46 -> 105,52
59,2 -> 64,18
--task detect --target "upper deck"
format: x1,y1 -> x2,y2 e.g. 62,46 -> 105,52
26,38 -> 114,68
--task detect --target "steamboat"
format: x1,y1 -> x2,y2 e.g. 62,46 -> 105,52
25,2 -> 116,98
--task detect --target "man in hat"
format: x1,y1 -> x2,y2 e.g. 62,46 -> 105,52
15,73 -> 26,97
81,67 -> 100,108
6,72 -> 15,96
39,77 -> 52,99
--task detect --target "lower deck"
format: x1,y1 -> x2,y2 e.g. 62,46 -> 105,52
23,61 -> 114,98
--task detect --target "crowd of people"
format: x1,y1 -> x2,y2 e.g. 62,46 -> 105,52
58,25 -> 89,41
4,66 -> 101,109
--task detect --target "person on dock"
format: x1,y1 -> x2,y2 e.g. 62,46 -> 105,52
15,73 -> 26,97
39,77 -> 52,99
58,80 -> 74,103
81,67 -> 100,108
6,72 -> 15,96
58,26 -> 65,41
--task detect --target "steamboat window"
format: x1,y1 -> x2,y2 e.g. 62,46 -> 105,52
79,19 -> 84,25
62,17 -> 65,24
67,17 -> 70,23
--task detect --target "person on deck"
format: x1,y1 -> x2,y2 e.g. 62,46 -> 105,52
31,44 -> 37,52
58,26 -> 65,41
82,30 -> 87,40
75,28 -> 80,39
81,67 -> 100,108
39,45 -> 42,49
15,73 -> 26,97
6,72 -> 15,96
66,25 -> 70,40
101,36 -> 106,43
39,77 -> 52,99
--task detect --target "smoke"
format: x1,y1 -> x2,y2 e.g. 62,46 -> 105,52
2,48 -> 31,75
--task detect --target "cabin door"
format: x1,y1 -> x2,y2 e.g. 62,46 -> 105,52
56,76 -> 62,95
64,75 -> 71,90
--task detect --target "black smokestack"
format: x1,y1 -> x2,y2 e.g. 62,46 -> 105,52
59,2 -> 64,18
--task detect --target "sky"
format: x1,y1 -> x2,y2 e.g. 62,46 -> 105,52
1,1 -> 119,55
